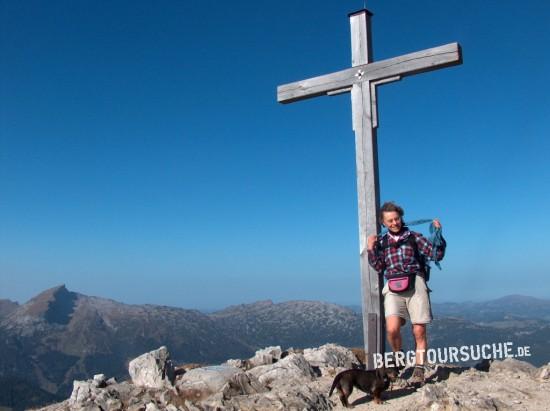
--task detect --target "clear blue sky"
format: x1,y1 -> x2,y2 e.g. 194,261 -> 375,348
1,0 -> 549,309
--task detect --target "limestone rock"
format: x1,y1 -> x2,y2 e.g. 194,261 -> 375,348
394,361 -> 550,411
247,353 -> 316,387
223,358 -> 245,369
247,345 -> 282,368
176,365 -> 242,402
93,373 -> 107,388
303,343 -> 358,370
419,384 -> 447,404
107,399 -> 124,411
225,383 -> 331,411
69,380 -> 95,406
428,363 -> 465,382
488,357 -> 536,376
538,363 -> 550,380
68,377 -> 123,410
129,346 -> 176,389
221,370 -> 269,399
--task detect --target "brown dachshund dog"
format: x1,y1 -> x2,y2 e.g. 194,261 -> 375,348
329,367 -> 398,407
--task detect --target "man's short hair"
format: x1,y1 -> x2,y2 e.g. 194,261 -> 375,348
380,201 -> 404,219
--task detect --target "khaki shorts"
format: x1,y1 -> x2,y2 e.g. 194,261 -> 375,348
382,275 -> 433,324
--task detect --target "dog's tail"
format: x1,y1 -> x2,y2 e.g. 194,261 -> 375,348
328,373 -> 342,397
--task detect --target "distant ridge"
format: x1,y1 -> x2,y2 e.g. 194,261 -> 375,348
211,299 -> 362,349
490,294 -> 550,306
432,294 -> 550,322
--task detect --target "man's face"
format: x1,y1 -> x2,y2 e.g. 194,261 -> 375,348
382,211 -> 403,234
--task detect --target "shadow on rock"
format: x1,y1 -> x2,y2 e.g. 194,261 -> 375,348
351,385 -> 418,406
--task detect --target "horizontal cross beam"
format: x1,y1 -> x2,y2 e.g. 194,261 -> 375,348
277,42 -> 462,104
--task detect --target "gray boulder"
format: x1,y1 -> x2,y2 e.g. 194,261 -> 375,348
303,343 -> 358,370
247,345 -> 283,368
538,363 -> 550,380
488,357 -> 537,376
92,374 -> 107,388
69,380 -> 95,406
247,353 -> 316,387
68,377 -> 123,411
223,358 -> 246,369
221,371 -> 269,399
176,365 -> 242,402
129,346 -> 176,389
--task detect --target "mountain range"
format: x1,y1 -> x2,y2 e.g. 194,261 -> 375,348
0,285 -> 549,410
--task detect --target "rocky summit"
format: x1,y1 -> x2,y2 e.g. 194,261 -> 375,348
35,344 -> 550,411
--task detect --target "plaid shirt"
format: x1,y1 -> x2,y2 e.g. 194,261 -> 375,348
367,228 -> 446,278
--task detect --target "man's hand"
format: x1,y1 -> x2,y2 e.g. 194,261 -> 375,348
432,219 -> 442,229
367,234 -> 378,251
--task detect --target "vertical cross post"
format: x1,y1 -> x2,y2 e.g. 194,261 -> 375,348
349,9 -> 384,370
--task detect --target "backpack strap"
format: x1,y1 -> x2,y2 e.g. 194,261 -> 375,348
379,234 -> 389,278
406,233 -> 430,282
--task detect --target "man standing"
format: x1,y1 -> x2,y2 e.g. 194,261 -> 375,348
367,201 -> 446,384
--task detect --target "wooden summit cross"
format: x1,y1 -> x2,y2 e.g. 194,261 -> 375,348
277,9 -> 462,369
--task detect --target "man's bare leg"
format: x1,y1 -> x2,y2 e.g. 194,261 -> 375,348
410,323 -> 428,384
386,315 -> 405,351
412,323 -> 427,365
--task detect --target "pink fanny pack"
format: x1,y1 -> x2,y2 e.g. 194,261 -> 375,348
388,275 -> 415,293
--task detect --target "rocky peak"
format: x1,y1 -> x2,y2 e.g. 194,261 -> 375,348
21,284 -> 78,325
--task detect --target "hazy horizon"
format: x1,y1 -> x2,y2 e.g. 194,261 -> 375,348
2,283 -> 549,313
